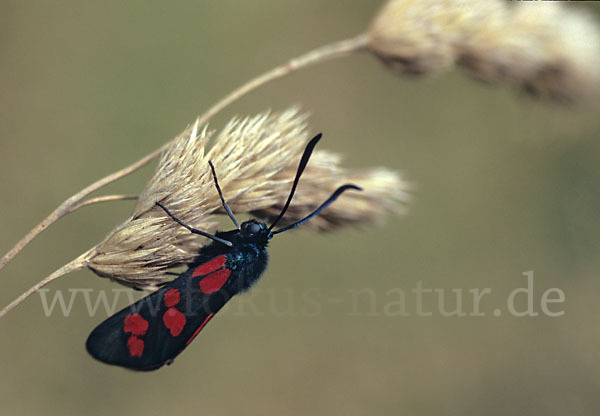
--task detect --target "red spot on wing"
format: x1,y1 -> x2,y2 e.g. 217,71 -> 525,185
186,313 -> 214,345
127,336 -> 144,358
123,313 -> 148,336
163,289 -> 180,307
192,255 -> 227,277
163,307 -> 186,337
199,269 -> 231,294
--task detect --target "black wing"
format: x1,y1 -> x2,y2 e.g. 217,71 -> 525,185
86,254 -> 234,371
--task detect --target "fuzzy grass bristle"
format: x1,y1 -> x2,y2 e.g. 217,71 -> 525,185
87,109 -> 408,289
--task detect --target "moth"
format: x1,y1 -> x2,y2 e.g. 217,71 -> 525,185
86,134 -> 360,370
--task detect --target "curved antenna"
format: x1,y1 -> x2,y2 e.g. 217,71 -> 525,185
268,133 -> 322,232
270,184 -> 362,235
209,161 -> 240,230
155,202 -> 233,247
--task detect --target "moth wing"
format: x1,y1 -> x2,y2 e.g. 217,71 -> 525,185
86,255 -> 233,371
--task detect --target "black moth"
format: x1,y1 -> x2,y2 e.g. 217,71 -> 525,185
86,134 -> 361,371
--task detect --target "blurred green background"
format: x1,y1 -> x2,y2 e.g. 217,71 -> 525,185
1,1 -> 600,415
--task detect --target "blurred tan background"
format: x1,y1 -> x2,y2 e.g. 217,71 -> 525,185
1,1 -> 600,415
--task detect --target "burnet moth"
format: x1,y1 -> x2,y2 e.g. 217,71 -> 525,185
86,133 -> 361,371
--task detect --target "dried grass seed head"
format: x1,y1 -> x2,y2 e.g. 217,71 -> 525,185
367,0 -> 600,102
88,108 -> 408,289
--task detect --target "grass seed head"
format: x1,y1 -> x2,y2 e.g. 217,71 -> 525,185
367,0 -> 600,102
88,108 -> 409,288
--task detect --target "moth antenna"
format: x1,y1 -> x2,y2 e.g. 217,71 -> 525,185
270,184 -> 362,235
155,202 -> 233,247
208,161 -> 241,230
268,133 -> 322,232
